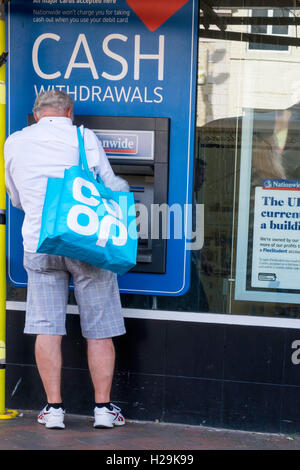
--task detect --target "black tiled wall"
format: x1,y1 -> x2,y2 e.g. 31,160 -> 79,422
5,310 -> 300,433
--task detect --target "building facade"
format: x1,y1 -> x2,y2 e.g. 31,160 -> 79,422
4,1 -> 300,434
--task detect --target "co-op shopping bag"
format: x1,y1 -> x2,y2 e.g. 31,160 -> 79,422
37,127 -> 137,275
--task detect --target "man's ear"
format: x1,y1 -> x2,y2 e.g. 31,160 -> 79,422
66,107 -> 73,119
33,112 -> 39,122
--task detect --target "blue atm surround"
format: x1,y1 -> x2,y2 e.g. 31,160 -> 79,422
6,0 -> 199,296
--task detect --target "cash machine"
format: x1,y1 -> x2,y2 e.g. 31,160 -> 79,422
27,114 -> 170,274
74,115 -> 170,274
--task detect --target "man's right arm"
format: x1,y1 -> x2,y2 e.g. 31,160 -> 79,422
4,140 -> 23,210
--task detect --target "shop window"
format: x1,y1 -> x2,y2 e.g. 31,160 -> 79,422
197,5 -> 300,318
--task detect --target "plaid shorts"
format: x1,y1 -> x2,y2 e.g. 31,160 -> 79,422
23,252 -> 126,339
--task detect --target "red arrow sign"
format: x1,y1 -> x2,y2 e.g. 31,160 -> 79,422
126,0 -> 190,32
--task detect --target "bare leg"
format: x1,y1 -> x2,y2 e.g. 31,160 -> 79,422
87,338 -> 115,403
35,335 -> 62,404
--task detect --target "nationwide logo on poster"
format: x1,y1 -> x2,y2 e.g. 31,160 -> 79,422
263,179 -> 300,190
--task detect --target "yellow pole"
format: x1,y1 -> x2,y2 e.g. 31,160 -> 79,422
0,2 -> 17,420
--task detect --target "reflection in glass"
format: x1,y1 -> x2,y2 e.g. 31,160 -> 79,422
198,6 -> 300,317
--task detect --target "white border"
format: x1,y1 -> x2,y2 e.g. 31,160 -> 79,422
5,301 -> 300,329
235,109 -> 300,303
234,108 -> 253,300
6,0 -> 198,296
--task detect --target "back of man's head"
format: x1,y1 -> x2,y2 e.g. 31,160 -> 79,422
33,90 -> 74,121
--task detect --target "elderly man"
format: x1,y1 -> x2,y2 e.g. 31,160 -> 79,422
4,90 -> 128,429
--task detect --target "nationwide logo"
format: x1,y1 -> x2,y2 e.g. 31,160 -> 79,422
97,133 -> 138,156
262,179 -> 300,190
263,179 -> 273,189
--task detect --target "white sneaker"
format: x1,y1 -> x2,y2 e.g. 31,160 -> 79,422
93,403 -> 125,428
37,405 -> 65,429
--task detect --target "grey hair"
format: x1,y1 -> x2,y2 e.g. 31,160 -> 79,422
33,90 -> 74,119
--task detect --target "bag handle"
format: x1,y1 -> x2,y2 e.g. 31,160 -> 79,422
77,126 -> 90,173
76,127 -> 117,202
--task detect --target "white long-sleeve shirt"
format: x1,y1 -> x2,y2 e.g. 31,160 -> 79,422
4,116 -> 129,253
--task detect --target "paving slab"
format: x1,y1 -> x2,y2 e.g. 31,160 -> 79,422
0,410 -> 299,452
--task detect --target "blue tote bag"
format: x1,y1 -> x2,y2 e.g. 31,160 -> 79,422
37,127 -> 137,275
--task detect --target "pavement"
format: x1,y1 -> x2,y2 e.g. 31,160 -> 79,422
0,409 -> 300,452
